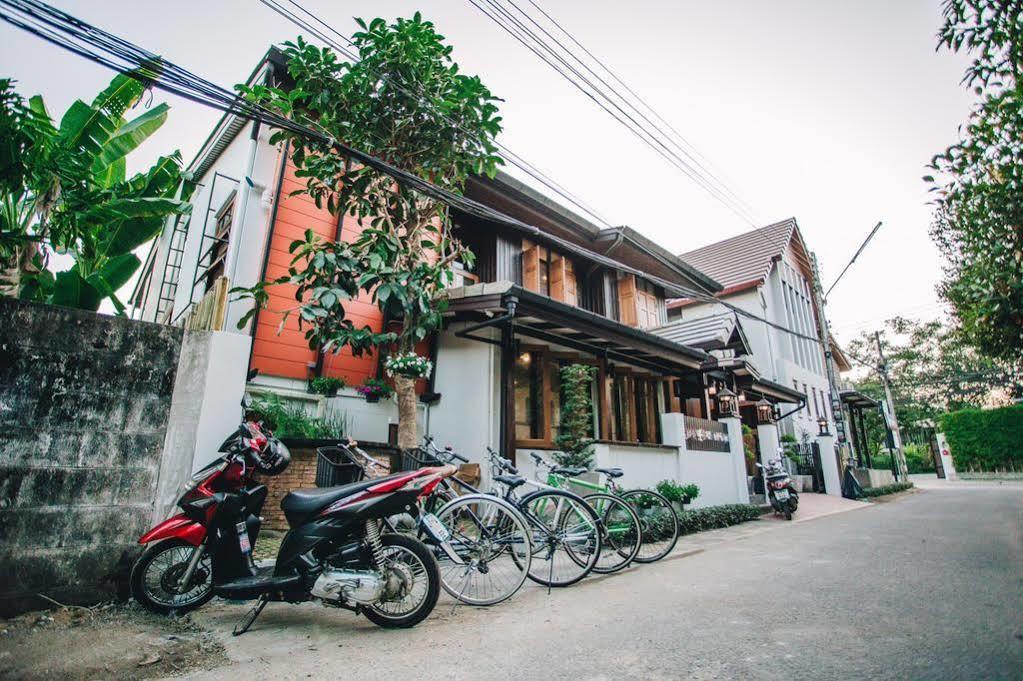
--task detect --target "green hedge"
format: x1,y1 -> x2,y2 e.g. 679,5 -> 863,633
676,504 -> 762,536
939,404 -> 1023,472
861,482 -> 914,498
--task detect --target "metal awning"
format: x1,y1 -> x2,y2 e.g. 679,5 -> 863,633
840,389 -> 878,409
741,376 -> 807,405
442,282 -> 708,375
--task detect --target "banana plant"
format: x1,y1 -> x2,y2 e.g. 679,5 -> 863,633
0,69 -> 192,311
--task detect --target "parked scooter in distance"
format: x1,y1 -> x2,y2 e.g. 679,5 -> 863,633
756,459 -> 799,520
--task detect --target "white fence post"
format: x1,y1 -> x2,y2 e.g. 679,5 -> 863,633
721,417 -> 751,505
660,413 -> 686,482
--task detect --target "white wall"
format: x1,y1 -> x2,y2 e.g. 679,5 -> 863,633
189,331 -> 254,472
426,325 -> 501,470
143,121 -> 280,328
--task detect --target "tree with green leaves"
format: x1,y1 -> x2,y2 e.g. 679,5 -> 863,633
927,1 -> 1023,369
553,363 -> 597,469
846,316 -> 1020,454
0,71 -> 190,311
233,15 -> 502,449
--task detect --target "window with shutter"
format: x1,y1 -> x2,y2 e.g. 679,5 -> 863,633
617,274 -> 638,326
521,241 -> 540,292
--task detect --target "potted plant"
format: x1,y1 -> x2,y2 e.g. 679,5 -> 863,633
358,378 -> 393,404
384,352 -> 433,379
309,376 -> 346,397
656,480 -> 700,513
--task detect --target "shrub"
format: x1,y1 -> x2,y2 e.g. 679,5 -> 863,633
676,504 -> 762,535
939,404 -> 1023,472
250,393 -> 349,440
309,376 -> 345,395
861,482 -> 914,498
655,480 -> 700,504
552,364 -> 597,469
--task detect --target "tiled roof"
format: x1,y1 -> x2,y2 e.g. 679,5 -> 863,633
676,219 -> 797,292
650,313 -> 749,353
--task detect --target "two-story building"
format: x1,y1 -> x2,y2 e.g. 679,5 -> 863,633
656,219 -> 853,494
131,47 -> 758,502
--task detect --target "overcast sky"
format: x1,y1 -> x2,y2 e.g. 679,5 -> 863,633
0,0 -> 975,344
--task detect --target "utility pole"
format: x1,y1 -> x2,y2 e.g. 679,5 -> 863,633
874,331 -> 909,480
811,255 -> 846,444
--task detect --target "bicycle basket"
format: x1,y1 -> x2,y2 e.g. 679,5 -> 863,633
401,447 -> 443,471
316,447 -> 366,487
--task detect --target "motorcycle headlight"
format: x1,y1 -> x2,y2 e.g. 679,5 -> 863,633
178,461 -> 227,499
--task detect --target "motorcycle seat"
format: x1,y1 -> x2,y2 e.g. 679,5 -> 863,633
595,467 -> 624,479
281,478 -> 382,520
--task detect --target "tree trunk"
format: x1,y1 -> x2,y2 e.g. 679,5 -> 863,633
394,375 -> 418,451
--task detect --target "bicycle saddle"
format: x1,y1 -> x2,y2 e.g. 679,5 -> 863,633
493,474 -> 526,489
595,467 -> 624,479
552,466 -> 587,477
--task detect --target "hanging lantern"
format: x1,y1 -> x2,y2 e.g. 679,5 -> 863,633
717,386 -> 737,417
756,398 -> 774,425
817,416 -> 830,436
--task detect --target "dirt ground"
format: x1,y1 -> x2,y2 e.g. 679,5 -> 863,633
0,602 -> 226,680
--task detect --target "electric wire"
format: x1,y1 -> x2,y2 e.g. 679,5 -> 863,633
0,0 -> 826,349
468,0 -> 757,225
263,0 -> 614,230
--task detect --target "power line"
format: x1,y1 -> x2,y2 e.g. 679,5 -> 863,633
264,0 -> 615,230
515,0 -> 755,217
0,0 -> 828,351
824,221 -> 882,300
468,0 -> 758,225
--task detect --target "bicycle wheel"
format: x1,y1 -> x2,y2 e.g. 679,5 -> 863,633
620,489 -> 679,563
435,494 -> 533,606
584,493 -> 642,574
520,489 -> 602,587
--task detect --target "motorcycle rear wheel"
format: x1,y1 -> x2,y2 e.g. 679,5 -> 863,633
363,534 -> 440,629
130,538 -> 214,615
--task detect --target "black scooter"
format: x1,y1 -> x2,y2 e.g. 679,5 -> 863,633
757,459 -> 799,520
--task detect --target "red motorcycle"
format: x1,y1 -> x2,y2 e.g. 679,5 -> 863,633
130,391 -> 455,633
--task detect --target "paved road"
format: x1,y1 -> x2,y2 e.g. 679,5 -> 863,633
187,485 -> 1023,680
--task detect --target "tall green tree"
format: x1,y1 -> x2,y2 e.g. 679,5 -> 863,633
927,0 -> 1023,369
846,316 -> 1020,452
0,71 -> 190,311
234,15 -> 502,449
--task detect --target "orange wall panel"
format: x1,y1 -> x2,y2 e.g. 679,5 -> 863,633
249,159 -> 386,385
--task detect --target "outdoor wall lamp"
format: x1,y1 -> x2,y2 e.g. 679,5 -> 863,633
707,383 -> 718,396
817,417 -> 830,436
716,387 -> 738,417
756,398 -> 774,425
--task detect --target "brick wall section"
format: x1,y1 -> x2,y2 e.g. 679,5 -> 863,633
0,298 -> 182,616
258,440 -> 398,531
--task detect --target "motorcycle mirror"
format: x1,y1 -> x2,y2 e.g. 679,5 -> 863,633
241,393 -> 252,409
755,462 -> 763,469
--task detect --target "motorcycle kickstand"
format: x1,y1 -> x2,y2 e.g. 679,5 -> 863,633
233,595 -> 269,636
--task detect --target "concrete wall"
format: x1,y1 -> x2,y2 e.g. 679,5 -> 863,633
0,299 -> 183,615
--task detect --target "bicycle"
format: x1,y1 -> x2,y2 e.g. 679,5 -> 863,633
529,452 -> 679,563
526,453 -> 643,574
337,439 -> 533,607
484,448 -> 604,588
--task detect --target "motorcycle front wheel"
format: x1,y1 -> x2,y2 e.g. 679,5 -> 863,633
130,538 -> 213,615
363,534 -> 440,629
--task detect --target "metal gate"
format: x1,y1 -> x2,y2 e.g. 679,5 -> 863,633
792,442 -> 826,493
930,437 -> 945,479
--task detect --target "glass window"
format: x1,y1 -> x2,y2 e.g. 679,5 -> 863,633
611,374 -> 631,441
514,351 -> 543,440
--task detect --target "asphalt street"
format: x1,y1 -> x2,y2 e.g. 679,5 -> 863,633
187,483 -> 1023,680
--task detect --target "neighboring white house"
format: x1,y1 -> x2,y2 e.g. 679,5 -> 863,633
665,219 -> 851,443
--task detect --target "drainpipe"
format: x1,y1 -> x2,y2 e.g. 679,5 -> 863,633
222,118 -> 262,324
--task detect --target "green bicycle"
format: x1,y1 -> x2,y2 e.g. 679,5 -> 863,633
528,452 -> 680,564
528,453 -> 643,574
